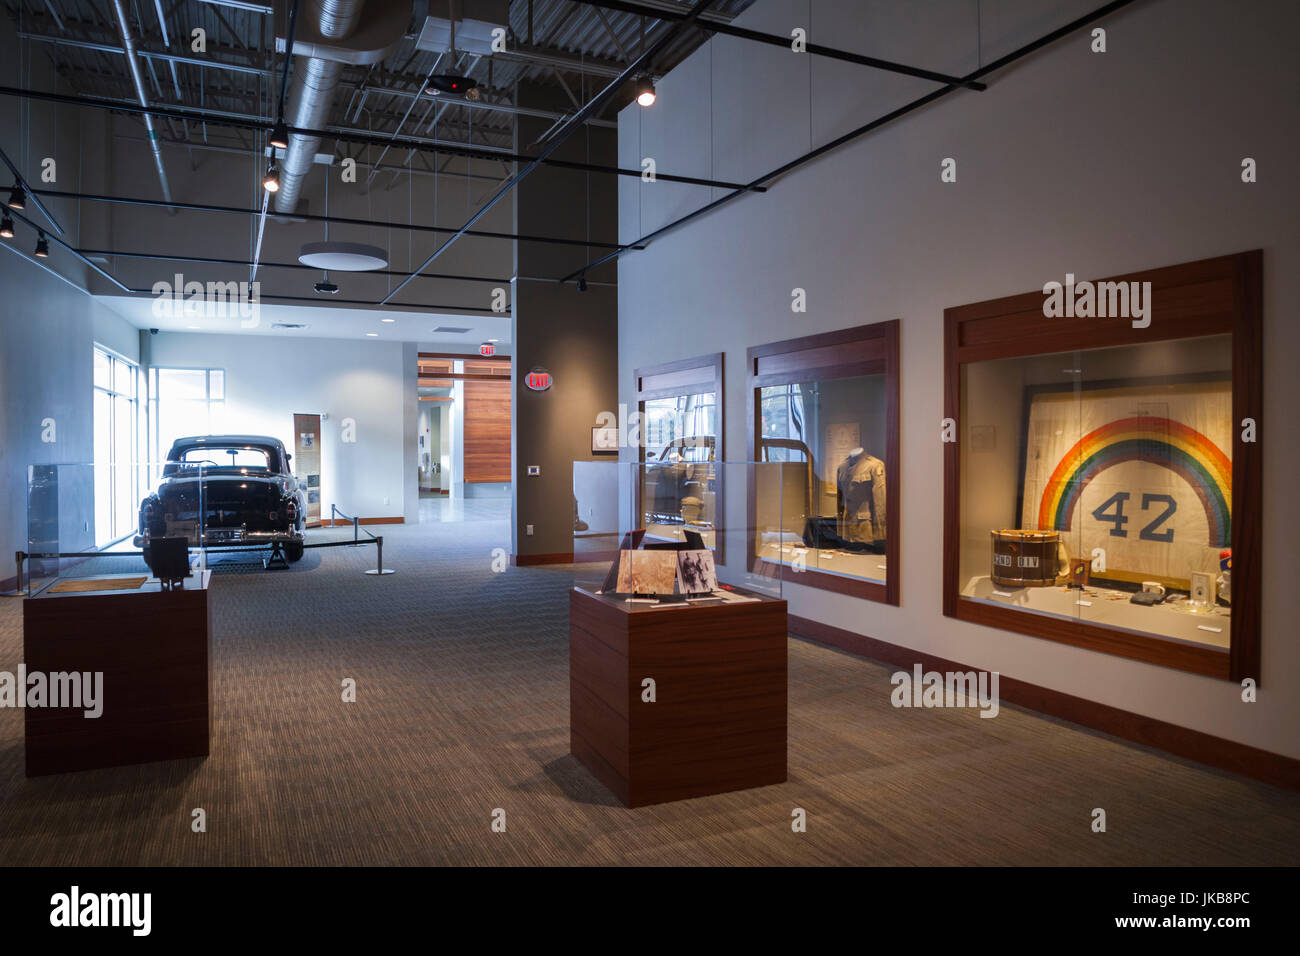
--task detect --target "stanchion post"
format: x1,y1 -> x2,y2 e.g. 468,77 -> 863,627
364,535 -> 395,575
353,516 -> 359,542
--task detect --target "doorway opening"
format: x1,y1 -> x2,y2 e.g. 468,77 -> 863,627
416,353 -> 512,523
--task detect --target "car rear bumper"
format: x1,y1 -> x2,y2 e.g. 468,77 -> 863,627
134,528 -> 304,548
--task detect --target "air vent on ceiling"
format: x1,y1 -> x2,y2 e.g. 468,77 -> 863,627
415,1 -> 509,56
272,322 -> 309,330
432,326 -> 472,334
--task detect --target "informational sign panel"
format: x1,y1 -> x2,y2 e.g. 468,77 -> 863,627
293,413 -> 322,527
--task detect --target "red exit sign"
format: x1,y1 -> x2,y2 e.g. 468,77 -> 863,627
525,369 -> 552,391
479,342 -> 495,356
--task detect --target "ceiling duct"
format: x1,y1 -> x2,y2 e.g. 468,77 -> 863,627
109,0 -> 175,212
274,0 -> 412,213
415,0 -> 509,56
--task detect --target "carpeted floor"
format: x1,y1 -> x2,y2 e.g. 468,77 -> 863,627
1,502 -> 1296,866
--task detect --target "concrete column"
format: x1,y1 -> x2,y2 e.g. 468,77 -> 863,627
511,82 -> 619,561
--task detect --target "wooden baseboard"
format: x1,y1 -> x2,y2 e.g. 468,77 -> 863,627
788,614 -> 1300,792
319,517 -> 404,527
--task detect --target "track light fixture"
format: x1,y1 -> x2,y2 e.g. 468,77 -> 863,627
34,231 -> 49,258
263,161 -> 280,193
577,275 -> 588,292
269,120 -> 290,151
314,271 -> 339,294
0,214 -> 13,239
635,77 -> 656,108
7,185 -> 25,210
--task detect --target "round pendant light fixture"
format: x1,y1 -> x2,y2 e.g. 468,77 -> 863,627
298,241 -> 389,272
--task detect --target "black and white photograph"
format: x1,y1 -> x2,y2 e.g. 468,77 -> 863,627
676,548 -> 717,594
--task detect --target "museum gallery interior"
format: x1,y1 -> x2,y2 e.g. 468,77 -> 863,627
0,0 -> 1296,869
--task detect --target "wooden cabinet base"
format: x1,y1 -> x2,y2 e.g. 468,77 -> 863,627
570,587 -> 788,807
23,572 -> 212,776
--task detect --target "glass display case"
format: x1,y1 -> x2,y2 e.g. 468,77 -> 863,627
572,460 -> 790,601
634,353 -> 723,554
944,251 -> 1261,681
746,321 -> 899,604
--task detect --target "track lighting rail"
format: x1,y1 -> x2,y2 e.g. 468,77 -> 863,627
559,0 -> 1139,284
0,87 -> 764,193
568,0 -> 988,91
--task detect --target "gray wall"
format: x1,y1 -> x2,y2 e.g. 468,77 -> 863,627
616,0 -> 1300,758
0,22 -> 138,580
512,83 -> 619,558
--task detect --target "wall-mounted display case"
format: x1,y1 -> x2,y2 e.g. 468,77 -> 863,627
943,251 -> 1262,681
746,321 -> 900,605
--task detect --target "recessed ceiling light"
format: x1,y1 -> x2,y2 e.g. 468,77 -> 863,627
381,318 -> 395,323
188,325 -> 200,329
487,338 -> 499,343
366,332 -> 378,337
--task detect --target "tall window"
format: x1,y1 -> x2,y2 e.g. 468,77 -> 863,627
93,346 -> 139,546
148,367 -> 225,473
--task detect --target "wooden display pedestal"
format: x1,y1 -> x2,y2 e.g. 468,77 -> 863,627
569,586 -> 788,807
23,571 -> 213,776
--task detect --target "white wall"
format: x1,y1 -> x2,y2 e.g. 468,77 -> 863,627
617,0 -> 1300,758
147,332 -> 409,521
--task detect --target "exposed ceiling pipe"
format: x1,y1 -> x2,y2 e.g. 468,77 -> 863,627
109,0 -> 176,212
276,0 -> 365,213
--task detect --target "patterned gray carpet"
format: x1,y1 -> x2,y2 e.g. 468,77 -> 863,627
1,500 -> 1296,866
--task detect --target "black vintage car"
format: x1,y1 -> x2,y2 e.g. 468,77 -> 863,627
135,435 -> 307,569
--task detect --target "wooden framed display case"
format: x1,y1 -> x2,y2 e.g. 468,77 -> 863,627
943,250 -> 1262,682
746,321 -> 900,605
634,352 -> 724,561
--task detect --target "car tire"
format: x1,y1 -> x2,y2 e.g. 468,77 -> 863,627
284,541 -> 304,562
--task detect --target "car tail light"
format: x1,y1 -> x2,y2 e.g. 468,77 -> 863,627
286,499 -> 298,523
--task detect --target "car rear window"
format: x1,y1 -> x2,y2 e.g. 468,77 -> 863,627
177,447 -> 272,470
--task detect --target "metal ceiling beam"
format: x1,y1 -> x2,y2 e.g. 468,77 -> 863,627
123,287 -> 507,311
78,247 -> 512,284
0,143 -> 65,236
0,85 -> 764,192
3,205 -> 132,292
17,30 -> 271,76
381,0 -> 724,305
561,0 -> 1139,283
569,0 -> 987,90
196,0 -> 273,13
358,83 -> 619,129
33,188 -> 643,251
494,45 -> 625,79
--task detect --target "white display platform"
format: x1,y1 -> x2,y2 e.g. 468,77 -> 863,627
960,575 -> 1230,649
758,541 -> 887,584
